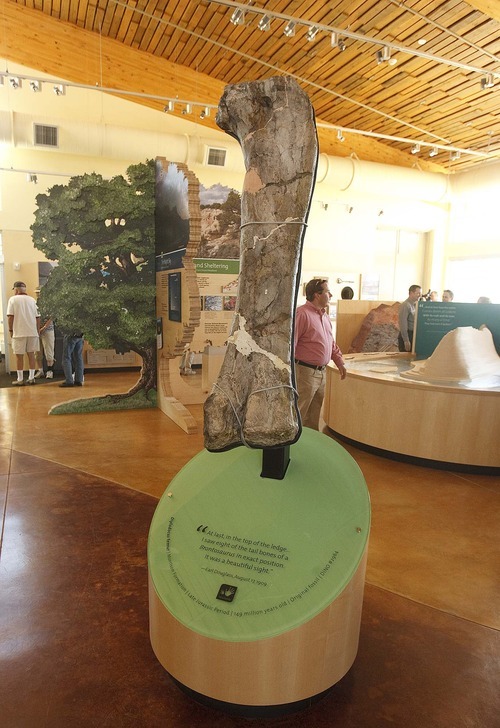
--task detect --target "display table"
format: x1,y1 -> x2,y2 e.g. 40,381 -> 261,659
148,429 -> 370,713
324,353 -> 500,470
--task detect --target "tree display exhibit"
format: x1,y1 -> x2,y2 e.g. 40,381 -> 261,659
32,160 -> 156,412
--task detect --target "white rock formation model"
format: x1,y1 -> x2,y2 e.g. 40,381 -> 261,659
401,326 -> 500,386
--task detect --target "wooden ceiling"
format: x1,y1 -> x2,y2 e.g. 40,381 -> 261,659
2,0 -> 500,174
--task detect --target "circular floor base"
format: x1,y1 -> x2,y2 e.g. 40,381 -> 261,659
148,429 -> 371,707
172,674 -> 333,718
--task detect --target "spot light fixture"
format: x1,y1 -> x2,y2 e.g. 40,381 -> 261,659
480,74 -> 494,90
376,47 -> 391,64
182,103 -> 192,115
337,129 -> 345,142
429,147 -> 438,157
258,15 -> 271,32
331,31 -> 347,51
53,84 -> 65,96
450,151 -> 461,160
29,80 -> 41,92
9,76 -> 21,89
306,26 -> 319,42
410,143 -> 421,154
230,8 -> 245,25
283,20 -> 296,37
199,106 -> 210,119
164,100 -> 175,112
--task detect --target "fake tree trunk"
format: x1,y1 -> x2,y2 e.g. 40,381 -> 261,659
127,342 -> 157,395
204,76 -> 318,451
101,341 -> 156,402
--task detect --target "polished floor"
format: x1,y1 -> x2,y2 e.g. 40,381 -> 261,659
0,370 -> 498,727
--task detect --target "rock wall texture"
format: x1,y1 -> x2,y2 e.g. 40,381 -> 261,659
349,303 -> 400,354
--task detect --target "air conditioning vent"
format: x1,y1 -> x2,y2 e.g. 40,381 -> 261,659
206,147 -> 227,167
34,124 -> 59,147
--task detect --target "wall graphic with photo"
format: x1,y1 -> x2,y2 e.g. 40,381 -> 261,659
190,184 -> 241,353
155,159 -> 202,432
154,163 -> 241,431
155,160 -> 190,268
199,184 -> 241,260
31,160 -> 157,414
155,159 -> 201,359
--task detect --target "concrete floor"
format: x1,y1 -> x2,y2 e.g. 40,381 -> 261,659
0,371 -> 498,727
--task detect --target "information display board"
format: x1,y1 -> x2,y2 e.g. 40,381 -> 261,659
415,301 -> 500,359
149,430 -> 370,643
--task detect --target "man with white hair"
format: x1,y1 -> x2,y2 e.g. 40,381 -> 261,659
7,281 -> 40,386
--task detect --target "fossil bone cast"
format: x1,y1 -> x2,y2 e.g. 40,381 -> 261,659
204,76 -> 318,451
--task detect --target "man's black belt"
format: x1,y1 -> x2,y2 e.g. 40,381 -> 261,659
295,359 -> 326,371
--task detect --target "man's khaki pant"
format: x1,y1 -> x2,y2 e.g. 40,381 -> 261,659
295,364 -> 326,430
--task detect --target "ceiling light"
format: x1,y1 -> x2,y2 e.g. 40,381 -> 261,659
410,143 -> 420,154
417,38 -> 427,46
306,26 -> 319,42
258,15 -> 271,32
284,21 -> 296,37
450,151 -> 461,160
200,106 -> 210,119
230,8 -> 245,25
164,100 -> 175,112
337,129 -> 345,142
27,174 -> 38,184
53,84 -> 65,96
9,76 -> 21,89
29,80 -> 41,92
429,147 -> 438,157
480,74 -> 494,90
376,47 -> 391,64
182,103 -> 192,115
331,31 -> 347,52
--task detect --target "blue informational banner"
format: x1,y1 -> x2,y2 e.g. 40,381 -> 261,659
415,301 -> 500,359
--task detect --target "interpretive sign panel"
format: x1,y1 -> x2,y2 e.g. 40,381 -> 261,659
190,258 -> 240,350
415,301 -> 500,359
148,429 -> 370,642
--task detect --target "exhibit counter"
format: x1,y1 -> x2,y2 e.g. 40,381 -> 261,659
324,353 -> 500,470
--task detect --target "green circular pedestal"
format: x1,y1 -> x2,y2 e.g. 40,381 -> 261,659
148,428 -> 370,709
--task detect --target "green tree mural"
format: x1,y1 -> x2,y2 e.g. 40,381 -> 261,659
218,189 -> 241,230
31,160 -> 156,404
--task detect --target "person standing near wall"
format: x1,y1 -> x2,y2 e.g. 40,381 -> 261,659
59,333 -> 85,387
35,317 -> 56,379
341,286 -> 354,300
442,289 -> 454,302
294,278 -> 347,430
7,281 -> 40,386
398,284 -> 422,352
